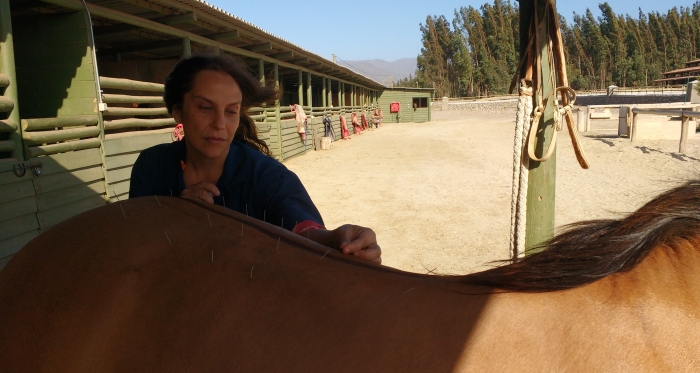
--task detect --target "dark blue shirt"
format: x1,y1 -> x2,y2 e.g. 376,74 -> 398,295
129,140 -> 323,231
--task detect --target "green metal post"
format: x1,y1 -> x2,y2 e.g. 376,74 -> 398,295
524,0 -> 557,254
0,0 -> 22,160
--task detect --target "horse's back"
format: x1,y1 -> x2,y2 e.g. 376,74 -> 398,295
0,197 -> 487,372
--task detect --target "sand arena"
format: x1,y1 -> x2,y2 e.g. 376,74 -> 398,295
285,110 -> 700,274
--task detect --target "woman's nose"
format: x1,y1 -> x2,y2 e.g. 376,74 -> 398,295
211,110 -> 226,129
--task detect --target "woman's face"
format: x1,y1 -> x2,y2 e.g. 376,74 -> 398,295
173,70 -> 242,161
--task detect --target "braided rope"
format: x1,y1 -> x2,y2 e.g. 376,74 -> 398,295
510,80 -> 533,259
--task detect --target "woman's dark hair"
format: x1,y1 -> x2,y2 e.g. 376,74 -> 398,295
164,54 -> 278,156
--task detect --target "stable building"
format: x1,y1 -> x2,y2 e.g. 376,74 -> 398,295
654,59 -> 700,86
0,0 -> 432,268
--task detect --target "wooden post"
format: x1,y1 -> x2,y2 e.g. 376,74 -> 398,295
258,59 -> 264,85
274,63 -> 283,160
576,108 -> 584,132
182,37 -> 191,58
322,76 -> 327,108
680,115 -> 689,153
0,0 -> 22,161
585,106 -> 591,132
297,70 -> 303,106
524,0 -> 557,254
327,78 -> 332,108
306,71 -> 312,109
630,112 -> 638,141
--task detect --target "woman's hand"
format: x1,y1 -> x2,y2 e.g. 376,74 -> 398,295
180,181 -> 220,204
307,224 -> 382,264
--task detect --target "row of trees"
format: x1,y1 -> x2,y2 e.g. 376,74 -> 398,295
400,1 -> 700,98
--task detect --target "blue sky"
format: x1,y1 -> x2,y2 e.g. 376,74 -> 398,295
206,0 -> 696,62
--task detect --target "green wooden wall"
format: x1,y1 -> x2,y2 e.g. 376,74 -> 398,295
0,10 -> 107,269
377,89 -> 432,123
14,12 -> 99,119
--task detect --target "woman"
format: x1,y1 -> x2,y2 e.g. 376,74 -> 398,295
129,54 -> 381,263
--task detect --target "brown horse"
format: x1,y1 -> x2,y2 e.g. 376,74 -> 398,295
1,181 -> 699,372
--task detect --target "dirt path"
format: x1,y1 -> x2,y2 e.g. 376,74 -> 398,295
285,110 -> 699,275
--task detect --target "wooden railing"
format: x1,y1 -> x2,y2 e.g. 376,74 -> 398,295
100,76 -> 175,133
630,106 -> 700,153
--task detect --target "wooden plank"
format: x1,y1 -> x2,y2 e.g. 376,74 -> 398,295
102,94 -> 164,104
104,118 -> 175,131
0,197 -> 38,223
33,166 -> 104,194
100,76 -> 164,92
21,115 -> 98,131
0,230 -> 39,260
28,138 -> 101,158
0,214 -> 40,242
0,140 -> 15,153
23,126 -> 100,146
64,80 -> 100,99
37,194 -> 106,230
107,167 -> 133,184
21,98 -> 98,117
0,96 -> 14,113
0,179 -> 35,204
108,180 -> 130,200
0,119 -> 17,133
16,47 -> 93,68
103,107 -> 169,116
0,164 -> 34,186
105,152 -> 140,170
32,148 -> 103,175
35,180 -> 106,212
103,130 -> 172,155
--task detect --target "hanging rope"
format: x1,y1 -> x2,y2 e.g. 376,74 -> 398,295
510,79 -> 533,259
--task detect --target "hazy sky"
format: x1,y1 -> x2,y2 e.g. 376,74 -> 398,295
205,0 -> 696,62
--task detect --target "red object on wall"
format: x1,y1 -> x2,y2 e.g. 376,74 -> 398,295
389,102 -> 400,113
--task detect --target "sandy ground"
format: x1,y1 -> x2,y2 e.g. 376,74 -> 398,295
285,110 -> 700,275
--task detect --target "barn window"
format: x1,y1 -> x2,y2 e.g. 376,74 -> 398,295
412,97 -> 428,109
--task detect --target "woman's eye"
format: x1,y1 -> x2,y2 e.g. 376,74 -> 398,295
199,106 -> 212,111
226,110 -> 237,115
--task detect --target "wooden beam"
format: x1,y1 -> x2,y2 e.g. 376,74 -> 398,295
307,63 -> 323,70
98,38 -> 183,55
158,12 -> 197,25
243,43 -> 272,52
271,52 -> 294,60
209,31 -> 240,41
288,58 -> 309,65
93,12 -> 197,36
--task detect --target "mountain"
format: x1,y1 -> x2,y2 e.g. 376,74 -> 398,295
336,58 -> 417,87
